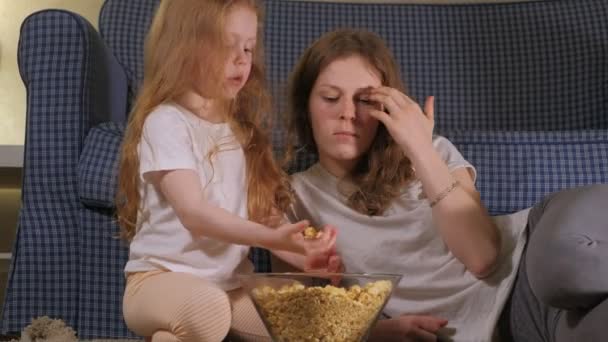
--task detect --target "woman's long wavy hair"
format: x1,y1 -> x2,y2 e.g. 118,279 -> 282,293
286,29 -> 415,216
117,0 -> 292,240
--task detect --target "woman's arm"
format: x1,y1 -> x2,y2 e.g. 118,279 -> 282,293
409,146 -> 500,278
364,89 -> 500,278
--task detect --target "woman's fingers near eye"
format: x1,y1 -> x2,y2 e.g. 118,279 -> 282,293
365,92 -> 400,114
367,109 -> 392,124
424,96 -> 435,120
367,87 -> 410,107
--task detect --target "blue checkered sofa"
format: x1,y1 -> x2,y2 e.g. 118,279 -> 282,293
2,0 -> 607,339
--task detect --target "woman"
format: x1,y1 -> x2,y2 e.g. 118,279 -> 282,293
285,28 -> 608,342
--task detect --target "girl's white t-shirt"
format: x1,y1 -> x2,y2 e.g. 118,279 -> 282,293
124,103 -> 253,290
288,136 -> 530,342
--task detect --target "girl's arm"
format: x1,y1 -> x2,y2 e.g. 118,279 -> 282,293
148,169 -> 309,253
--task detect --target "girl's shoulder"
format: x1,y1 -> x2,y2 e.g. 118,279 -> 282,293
144,103 -> 188,128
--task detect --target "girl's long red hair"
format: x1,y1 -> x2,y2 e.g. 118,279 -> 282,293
117,0 -> 292,240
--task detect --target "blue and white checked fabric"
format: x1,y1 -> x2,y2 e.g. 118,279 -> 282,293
264,0 -> 608,134
76,122 -> 135,338
2,10 -> 98,336
99,0 -> 160,101
78,206 -> 133,338
445,130 -> 608,215
2,9 -> 130,339
78,123 -> 125,208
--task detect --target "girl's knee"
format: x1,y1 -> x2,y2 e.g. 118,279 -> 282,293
173,286 -> 232,341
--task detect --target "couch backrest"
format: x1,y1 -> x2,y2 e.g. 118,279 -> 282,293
265,0 -> 608,132
100,0 -> 608,132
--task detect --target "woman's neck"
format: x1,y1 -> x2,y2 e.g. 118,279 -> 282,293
318,155 -> 358,180
177,91 -> 225,123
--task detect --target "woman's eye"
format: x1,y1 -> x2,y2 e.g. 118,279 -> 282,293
322,96 -> 339,103
244,47 -> 254,54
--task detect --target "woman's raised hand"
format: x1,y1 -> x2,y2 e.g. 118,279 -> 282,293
362,87 -> 435,158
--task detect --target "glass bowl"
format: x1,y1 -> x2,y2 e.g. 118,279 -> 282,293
238,272 -> 402,342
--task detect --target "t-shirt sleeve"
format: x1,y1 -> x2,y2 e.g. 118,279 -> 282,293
139,107 -> 198,177
433,135 -> 477,183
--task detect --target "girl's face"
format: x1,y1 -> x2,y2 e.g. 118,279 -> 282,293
222,5 -> 257,99
308,55 -> 382,177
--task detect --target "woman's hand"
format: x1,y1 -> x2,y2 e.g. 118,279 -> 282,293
362,87 -> 435,158
369,314 -> 448,342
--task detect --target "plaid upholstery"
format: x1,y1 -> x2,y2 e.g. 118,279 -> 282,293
4,0 -> 608,339
77,123 -> 134,338
78,209 -> 133,338
445,130 -> 608,215
99,0 -> 160,100
78,123 -> 125,208
264,0 -> 608,133
1,9 -> 129,338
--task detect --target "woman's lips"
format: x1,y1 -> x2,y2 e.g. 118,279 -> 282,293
333,131 -> 358,139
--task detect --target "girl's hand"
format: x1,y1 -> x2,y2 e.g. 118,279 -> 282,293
362,87 -> 435,158
370,314 -> 448,342
265,220 -> 310,253
267,221 -> 337,256
301,225 -> 338,265
303,225 -> 342,285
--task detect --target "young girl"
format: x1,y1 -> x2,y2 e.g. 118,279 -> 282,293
285,29 -> 607,342
116,1 -> 336,341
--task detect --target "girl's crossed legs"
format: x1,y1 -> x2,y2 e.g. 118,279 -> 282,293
123,271 -> 270,342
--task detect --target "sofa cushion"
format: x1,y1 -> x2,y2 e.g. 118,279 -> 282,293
444,130 -> 608,215
78,122 -> 124,208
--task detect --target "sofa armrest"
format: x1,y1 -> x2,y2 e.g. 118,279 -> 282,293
2,9 -> 128,335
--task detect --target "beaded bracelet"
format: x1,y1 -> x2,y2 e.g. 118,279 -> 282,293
429,180 -> 460,207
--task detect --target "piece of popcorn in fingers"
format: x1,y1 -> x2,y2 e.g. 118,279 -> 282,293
303,226 -> 323,240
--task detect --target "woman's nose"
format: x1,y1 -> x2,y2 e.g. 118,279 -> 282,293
339,101 -> 356,120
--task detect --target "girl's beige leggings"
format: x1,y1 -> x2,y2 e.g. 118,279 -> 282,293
123,271 -> 270,342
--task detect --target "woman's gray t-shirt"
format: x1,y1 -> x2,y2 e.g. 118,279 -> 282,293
288,136 -> 529,342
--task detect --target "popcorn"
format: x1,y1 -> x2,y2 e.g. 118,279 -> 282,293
251,280 -> 392,342
303,226 -> 323,240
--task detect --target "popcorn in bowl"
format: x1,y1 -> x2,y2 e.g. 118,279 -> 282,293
238,272 -> 401,342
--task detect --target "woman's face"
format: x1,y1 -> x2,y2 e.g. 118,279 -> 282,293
308,55 -> 382,176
